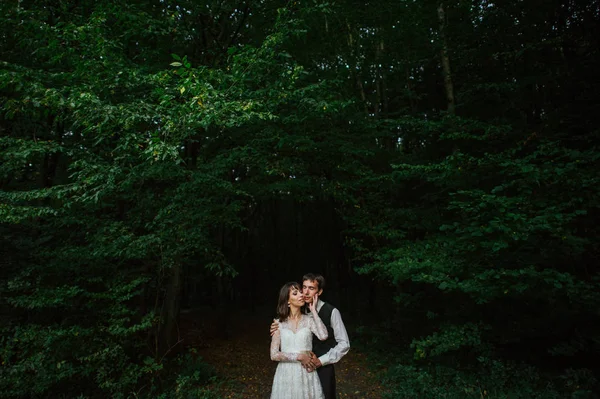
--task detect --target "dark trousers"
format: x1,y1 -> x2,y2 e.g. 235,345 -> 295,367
317,364 -> 336,399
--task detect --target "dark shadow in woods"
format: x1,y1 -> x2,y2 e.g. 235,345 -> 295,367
178,198 -> 396,343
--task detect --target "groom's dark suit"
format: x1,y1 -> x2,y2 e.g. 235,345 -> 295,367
312,301 -> 338,399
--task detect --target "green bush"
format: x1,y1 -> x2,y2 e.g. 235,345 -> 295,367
382,361 -> 596,399
151,353 -> 219,399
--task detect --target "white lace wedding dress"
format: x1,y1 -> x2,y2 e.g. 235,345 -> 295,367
270,313 -> 328,399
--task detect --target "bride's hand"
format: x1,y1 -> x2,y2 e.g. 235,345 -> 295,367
298,353 -> 315,370
297,353 -> 310,363
309,293 -> 319,313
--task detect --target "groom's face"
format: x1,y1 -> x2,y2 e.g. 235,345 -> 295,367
302,279 -> 322,304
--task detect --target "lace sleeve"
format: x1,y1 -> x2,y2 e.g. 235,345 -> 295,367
270,329 -> 299,362
308,312 -> 328,341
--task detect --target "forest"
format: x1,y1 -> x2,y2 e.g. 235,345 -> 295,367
1,0 -> 599,398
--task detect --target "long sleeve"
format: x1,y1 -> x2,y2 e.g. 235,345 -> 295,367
308,311 -> 328,341
270,329 -> 299,362
318,308 -> 350,366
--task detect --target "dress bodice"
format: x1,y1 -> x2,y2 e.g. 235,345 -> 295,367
270,313 -> 328,362
279,320 -> 315,352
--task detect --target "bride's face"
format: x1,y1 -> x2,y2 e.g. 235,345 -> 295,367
288,287 -> 305,308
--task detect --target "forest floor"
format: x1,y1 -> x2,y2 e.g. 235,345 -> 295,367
181,306 -> 387,398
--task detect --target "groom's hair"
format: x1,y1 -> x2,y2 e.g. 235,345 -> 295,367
276,281 -> 302,322
302,273 -> 325,291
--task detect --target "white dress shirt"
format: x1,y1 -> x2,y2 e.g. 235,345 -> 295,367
314,299 -> 350,366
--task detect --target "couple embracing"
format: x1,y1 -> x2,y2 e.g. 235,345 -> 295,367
269,273 -> 350,399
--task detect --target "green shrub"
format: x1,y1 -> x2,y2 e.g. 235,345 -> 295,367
382,360 -> 596,399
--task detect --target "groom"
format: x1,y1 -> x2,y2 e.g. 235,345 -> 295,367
271,273 -> 350,399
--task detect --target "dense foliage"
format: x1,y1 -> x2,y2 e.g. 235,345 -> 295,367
1,0 -> 599,397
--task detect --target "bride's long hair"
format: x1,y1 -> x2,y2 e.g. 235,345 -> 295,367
276,282 -> 302,322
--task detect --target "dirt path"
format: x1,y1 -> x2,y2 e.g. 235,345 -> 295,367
184,308 -> 385,398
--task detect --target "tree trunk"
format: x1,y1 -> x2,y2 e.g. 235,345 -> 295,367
437,2 -> 456,114
158,262 -> 183,357
346,21 -> 369,114
375,38 -> 396,149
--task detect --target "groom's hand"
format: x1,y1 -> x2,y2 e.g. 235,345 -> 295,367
302,353 -> 321,372
309,352 -> 322,369
269,319 -> 279,336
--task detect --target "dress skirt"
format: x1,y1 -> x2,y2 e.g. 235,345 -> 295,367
270,362 -> 324,399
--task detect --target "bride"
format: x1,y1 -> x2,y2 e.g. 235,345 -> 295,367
270,281 -> 328,399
